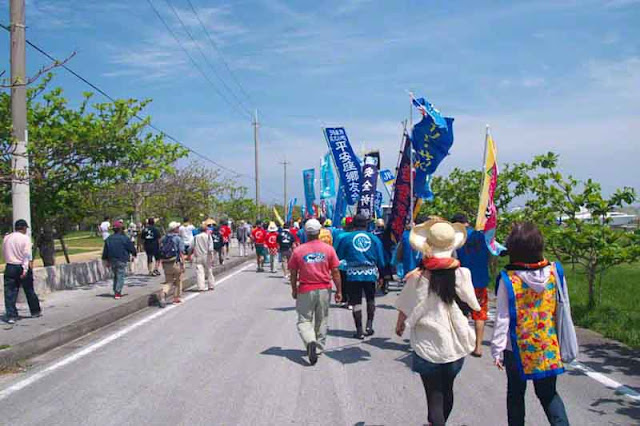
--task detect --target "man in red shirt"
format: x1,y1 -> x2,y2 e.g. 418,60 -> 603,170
219,221 -> 232,259
251,222 -> 267,272
265,222 -> 280,273
288,219 -> 342,365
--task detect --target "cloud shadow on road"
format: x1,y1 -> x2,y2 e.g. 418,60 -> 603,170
260,346 -> 308,366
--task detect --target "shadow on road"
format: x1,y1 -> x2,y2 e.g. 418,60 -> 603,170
260,346 -> 308,366
324,346 -> 371,364
567,342 -> 640,392
363,337 -> 411,353
270,306 -> 296,312
589,397 -> 640,421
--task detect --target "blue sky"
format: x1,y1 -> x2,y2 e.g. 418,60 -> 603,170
1,0 -> 638,205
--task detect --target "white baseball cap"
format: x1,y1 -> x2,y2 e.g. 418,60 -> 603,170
305,219 -> 322,234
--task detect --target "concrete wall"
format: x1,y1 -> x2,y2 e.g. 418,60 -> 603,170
0,254 -> 151,300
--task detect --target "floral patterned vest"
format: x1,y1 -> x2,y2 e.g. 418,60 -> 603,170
501,269 -> 565,380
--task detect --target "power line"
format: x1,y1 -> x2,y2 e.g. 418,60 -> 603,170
185,0 -> 254,104
0,23 -> 247,180
0,24 -> 286,202
145,0 -> 251,120
165,0 -> 252,114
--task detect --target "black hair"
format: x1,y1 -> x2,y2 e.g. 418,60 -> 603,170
148,218 -> 155,225
352,214 -> 368,229
506,222 -> 544,264
451,213 -> 469,225
428,269 -> 457,305
104,216 -> 110,221
183,217 -> 190,223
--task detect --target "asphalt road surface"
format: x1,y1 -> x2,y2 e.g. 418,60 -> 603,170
0,262 -> 637,425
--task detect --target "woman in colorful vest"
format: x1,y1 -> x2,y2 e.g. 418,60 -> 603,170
395,218 -> 480,426
491,222 -> 570,426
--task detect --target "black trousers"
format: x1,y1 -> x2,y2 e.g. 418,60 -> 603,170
3,264 -> 41,319
346,280 -> 375,306
417,356 -> 464,426
504,350 -> 570,426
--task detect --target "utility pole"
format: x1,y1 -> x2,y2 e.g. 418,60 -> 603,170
10,0 -> 31,233
253,109 -> 260,222
280,158 -> 290,220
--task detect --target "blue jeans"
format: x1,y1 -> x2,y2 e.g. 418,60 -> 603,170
3,264 -> 41,319
111,260 -> 127,295
504,350 -> 569,426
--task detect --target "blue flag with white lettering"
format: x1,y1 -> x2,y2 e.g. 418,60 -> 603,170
324,128 -> 361,205
411,99 -> 454,199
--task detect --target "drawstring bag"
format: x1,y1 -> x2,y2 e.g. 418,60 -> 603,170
554,262 -> 579,363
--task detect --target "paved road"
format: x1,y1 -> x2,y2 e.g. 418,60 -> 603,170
0,262 -> 637,425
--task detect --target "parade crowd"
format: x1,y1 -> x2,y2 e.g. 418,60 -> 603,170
3,211 -> 575,426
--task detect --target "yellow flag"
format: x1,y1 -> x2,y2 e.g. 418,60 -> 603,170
476,132 -> 498,232
273,207 -> 285,226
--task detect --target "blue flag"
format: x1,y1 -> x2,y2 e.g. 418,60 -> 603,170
333,183 -> 347,226
320,153 -> 336,199
286,198 -> 296,223
303,169 -> 316,217
357,154 -> 379,219
411,99 -> 454,199
324,127 -> 361,205
375,191 -> 383,218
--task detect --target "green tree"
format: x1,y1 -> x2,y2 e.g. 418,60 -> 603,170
524,152 -> 639,307
0,75 -> 188,265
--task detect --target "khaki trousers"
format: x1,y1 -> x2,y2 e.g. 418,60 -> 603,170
162,260 -> 183,299
296,289 -> 330,352
195,258 -> 215,290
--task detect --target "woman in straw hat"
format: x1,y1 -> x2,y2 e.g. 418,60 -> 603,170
395,218 -> 480,426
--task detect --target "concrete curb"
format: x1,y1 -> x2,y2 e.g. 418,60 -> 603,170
0,257 -> 251,369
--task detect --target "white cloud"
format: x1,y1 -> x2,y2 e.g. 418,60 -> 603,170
587,57 -> 640,98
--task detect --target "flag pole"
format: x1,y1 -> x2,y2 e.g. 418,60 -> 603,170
476,124 -> 490,230
409,93 -> 415,226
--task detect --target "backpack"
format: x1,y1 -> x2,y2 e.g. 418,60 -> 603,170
159,235 -> 179,260
319,228 -> 333,245
211,231 -> 223,250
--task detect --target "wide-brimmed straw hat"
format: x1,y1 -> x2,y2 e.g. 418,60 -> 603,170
203,218 -> 216,227
267,221 -> 278,232
409,218 -> 467,258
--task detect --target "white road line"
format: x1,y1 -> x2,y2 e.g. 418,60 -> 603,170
569,361 -> 640,402
0,263 -> 253,402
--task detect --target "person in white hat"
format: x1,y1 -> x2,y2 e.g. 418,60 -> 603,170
266,221 -> 280,273
288,218 -> 342,365
158,221 -> 185,308
395,218 -> 480,426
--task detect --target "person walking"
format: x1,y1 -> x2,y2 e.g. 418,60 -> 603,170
3,220 -> 41,324
237,220 -> 249,257
219,221 -> 232,259
209,221 -> 224,266
277,223 -> 295,281
288,219 -> 342,365
102,220 -> 137,300
452,213 -> 498,358
336,214 -> 386,339
191,223 -> 215,291
491,222 -> 570,426
395,218 -> 480,426
141,218 -> 162,276
266,222 -> 280,273
251,221 -> 267,272
158,221 -> 185,308
179,218 -> 195,257
99,216 -> 111,240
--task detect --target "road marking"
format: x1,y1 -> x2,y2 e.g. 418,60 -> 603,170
0,263 -> 253,402
569,361 -> 640,402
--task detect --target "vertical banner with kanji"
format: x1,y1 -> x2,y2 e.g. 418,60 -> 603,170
302,168 -> 316,218
357,153 -> 379,219
386,134 -> 412,244
323,128 -> 361,205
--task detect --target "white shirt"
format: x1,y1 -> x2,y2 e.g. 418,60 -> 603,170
179,224 -> 195,246
100,221 -> 111,240
396,268 -> 481,364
